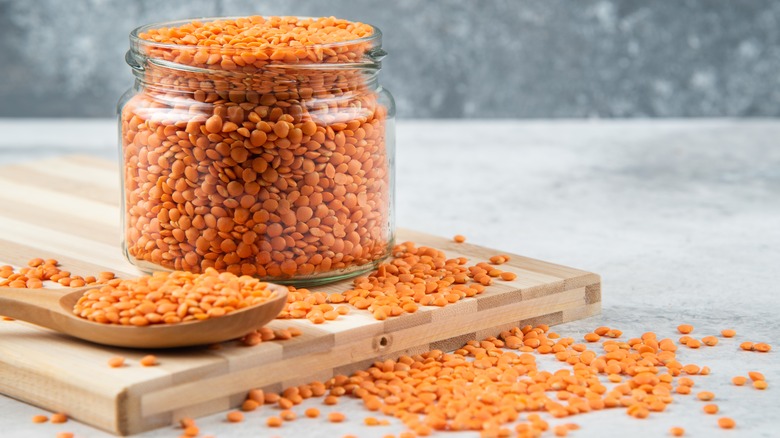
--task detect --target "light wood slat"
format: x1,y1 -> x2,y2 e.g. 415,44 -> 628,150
0,177 -> 118,225
0,199 -> 119,246
0,216 -> 131,271
17,159 -> 120,191
0,156 -> 601,435
67,154 -> 121,170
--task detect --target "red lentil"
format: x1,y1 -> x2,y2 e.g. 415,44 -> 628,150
226,411 -> 244,423
139,355 -> 158,366
107,356 -> 125,368
677,324 -> 694,334
328,412 -> 346,423
584,333 -> 601,342
717,417 -> 736,429
669,426 -> 685,436
247,389 -> 264,404
183,425 -> 199,436
697,391 -> 715,401
720,329 -> 736,338
50,413 -> 68,424
754,343 -> 772,352
31,415 -> 47,423
703,404 -> 719,414
686,339 -> 701,349
701,336 -> 718,346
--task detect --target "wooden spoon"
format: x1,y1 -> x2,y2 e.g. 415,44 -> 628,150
0,284 -> 288,349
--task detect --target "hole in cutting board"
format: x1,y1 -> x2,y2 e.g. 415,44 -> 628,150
373,334 -> 391,351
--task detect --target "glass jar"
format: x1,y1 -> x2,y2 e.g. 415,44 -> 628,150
119,17 -> 395,285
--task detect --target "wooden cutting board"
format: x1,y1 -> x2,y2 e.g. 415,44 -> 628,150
0,156 -> 601,436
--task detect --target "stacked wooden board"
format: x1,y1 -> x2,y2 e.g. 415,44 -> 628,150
0,156 -> 601,435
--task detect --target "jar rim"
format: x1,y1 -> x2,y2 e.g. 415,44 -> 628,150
129,16 -> 382,52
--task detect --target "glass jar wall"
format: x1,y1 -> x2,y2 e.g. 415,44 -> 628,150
119,16 -> 395,285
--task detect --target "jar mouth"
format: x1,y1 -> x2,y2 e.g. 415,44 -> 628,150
129,16 -> 383,53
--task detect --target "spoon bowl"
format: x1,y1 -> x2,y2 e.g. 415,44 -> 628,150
0,284 -> 288,349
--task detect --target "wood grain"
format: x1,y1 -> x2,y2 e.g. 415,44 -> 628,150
0,156 -> 601,435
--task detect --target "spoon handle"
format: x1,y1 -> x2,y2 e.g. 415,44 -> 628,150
0,287 -> 71,330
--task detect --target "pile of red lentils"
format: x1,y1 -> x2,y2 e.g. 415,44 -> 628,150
122,16 -> 391,281
72,268 -> 279,325
27,319 -> 772,437
277,240 -> 517,324
178,323 -> 768,438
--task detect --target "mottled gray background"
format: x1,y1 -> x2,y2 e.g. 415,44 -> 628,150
0,0 -> 779,118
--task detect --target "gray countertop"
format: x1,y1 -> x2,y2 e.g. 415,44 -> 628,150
0,119 -> 777,437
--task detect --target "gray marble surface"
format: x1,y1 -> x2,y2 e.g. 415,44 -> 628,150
2,1 -> 780,118
0,119 -> 778,437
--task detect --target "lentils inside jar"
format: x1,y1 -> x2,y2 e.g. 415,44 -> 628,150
121,16 -> 394,283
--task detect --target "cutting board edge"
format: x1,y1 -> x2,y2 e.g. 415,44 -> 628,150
0,360 -> 126,434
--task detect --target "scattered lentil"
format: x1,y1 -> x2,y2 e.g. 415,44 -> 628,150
701,336 -> 718,346
241,399 -> 259,412
50,413 -> 68,424
226,411 -> 244,423
717,417 -> 736,429
753,381 -> 768,390
139,355 -> 158,366
183,425 -> 199,436
584,333 -> 601,342
107,356 -> 125,368
677,324 -> 694,334
328,412 -> 346,423
686,339 -> 701,349
703,404 -> 719,414
754,343 -> 772,352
